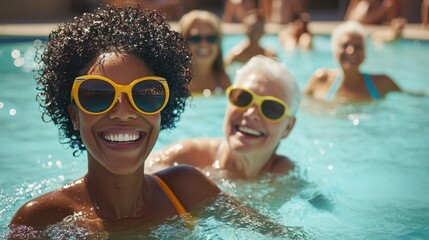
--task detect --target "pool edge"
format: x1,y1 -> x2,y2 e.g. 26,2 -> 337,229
1,21 -> 429,41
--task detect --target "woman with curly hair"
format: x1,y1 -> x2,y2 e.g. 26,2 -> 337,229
9,6 -> 221,234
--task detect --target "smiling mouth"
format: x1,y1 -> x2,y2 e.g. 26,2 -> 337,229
342,55 -> 358,63
197,47 -> 212,57
101,132 -> 145,143
236,126 -> 263,137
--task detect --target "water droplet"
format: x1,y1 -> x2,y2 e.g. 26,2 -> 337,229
9,108 -> 16,116
353,119 -> 359,126
56,160 -> 62,168
11,49 -> 20,58
14,58 -> 25,67
33,39 -> 43,47
203,89 -> 212,97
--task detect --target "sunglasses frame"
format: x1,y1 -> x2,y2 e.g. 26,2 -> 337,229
70,75 -> 169,115
187,34 -> 219,44
226,86 -> 291,122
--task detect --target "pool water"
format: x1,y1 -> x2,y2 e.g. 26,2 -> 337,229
1,35 -> 429,239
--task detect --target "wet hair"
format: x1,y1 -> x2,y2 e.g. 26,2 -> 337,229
331,21 -> 368,53
179,10 -> 226,75
234,55 -> 301,115
35,6 -> 192,155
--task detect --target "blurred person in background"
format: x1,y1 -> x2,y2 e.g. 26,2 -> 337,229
179,10 -> 231,95
225,9 -> 276,67
305,21 -> 401,102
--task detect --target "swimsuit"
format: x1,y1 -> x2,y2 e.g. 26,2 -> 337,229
152,175 -> 197,227
326,73 -> 381,100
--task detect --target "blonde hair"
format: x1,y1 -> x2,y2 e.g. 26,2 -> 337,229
235,55 -> 301,115
179,10 -> 221,37
178,10 -> 225,72
331,21 -> 368,53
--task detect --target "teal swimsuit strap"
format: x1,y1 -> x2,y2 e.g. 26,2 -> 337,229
362,73 -> 381,100
325,73 -> 343,100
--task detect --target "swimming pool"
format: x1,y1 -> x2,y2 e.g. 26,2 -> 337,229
1,34 -> 429,239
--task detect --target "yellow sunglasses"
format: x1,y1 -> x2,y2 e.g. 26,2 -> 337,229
70,75 -> 169,115
226,86 -> 291,122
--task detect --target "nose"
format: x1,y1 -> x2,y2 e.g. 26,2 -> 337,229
200,38 -> 212,46
242,104 -> 261,122
109,93 -> 138,121
199,41 -> 208,46
345,45 -> 355,54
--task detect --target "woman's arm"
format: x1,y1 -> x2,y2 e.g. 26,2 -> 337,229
146,138 -> 217,171
344,0 -> 360,20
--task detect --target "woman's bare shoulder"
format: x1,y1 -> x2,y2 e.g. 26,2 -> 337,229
270,155 -> 295,174
371,73 -> 401,94
155,165 -> 221,210
314,68 -> 333,80
217,72 -> 232,91
305,68 -> 333,94
10,178 -> 88,230
10,188 -> 80,229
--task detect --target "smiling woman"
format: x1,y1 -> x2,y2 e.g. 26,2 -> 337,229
179,10 -> 231,95
7,6 -> 223,236
7,6 -> 292,238
304,21 -> 401,102
2,23 -> 429,238
146,55 -> 300,179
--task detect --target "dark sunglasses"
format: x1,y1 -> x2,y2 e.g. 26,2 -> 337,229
70,75 -> 169,115
187,35 -> 219,44
226,86 -> 291,122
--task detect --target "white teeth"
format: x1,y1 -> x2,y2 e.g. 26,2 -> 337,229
237,126 -> 263,137
198,48 -> 210,56
103,133 -> 140,142
344,55 -> 357,62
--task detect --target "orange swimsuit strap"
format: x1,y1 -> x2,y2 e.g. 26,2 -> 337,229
152,175 -> 198,226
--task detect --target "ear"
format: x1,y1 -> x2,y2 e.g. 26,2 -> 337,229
68,104 -> 80,130
281,116 -> 296,139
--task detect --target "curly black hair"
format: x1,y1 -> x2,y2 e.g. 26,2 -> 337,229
35,6 -> 192,156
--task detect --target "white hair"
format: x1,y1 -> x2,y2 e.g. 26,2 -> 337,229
235,55 -> 301,115
331,21 -> 368,53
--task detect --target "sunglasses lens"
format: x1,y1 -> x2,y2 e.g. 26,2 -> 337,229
187,35 -> 218,44
261,100 -> 285,120
229,89 -> 252,107
132,80 -> 166,113
206,35 -> 219,43
187,35 -> 201,44
78,80 -> 115,113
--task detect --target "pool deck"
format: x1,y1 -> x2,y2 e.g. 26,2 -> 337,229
1,21 -> 428,41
